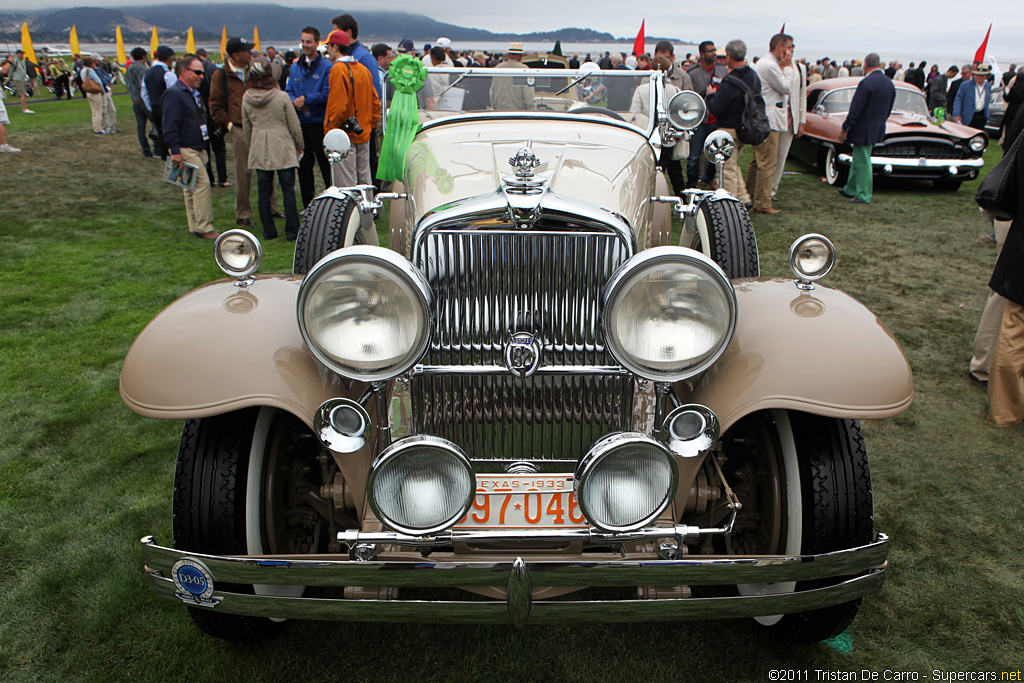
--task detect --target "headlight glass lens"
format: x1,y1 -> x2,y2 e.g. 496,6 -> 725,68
369,437 -> 473,535
969,135 -> 986,152
299,248 -> 431,381
575,433 -> 676,532
667,91 -> 706,130
603,248 -> 737,381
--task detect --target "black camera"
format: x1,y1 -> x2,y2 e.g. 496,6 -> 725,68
342,116 -> 363,136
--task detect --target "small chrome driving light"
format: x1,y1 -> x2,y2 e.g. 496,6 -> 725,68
323,128 -> 352,161
214,230 -> 262,286
704,129 -> 735,164
667,91 -> 706,131
788,234 -> 835,290
314,398 -> 371,453
661,405 -> 719,458
969,135 -> 986,153
367,435 -> 474,535
297,246 -> 432,382
575,432 -> 677,533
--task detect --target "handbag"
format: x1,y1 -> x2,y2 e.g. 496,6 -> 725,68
975,129 -> 1021,221
81,73 -> 102,94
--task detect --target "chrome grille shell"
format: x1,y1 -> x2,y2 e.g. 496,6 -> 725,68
407,192 -> 636,463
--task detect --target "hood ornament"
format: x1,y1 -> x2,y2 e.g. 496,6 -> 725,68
502,141 -> 548,197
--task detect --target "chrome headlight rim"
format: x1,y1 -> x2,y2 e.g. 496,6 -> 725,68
366,435 -> 475,536
296,245 -> 433,382
602,246 -> 738,383
968,134 -> 986,153
574,432 -> 678,533
666,90 -> 707,131
788,233 -> 836,285
214,229 -> 262,282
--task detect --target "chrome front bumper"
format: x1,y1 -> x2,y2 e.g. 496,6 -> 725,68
141,533 -> 889,626
837,153 -> 984,176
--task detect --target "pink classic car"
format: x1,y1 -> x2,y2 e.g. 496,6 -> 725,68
793,77 -> 988,191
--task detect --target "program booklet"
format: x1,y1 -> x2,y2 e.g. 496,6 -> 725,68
162,158 -> 199,190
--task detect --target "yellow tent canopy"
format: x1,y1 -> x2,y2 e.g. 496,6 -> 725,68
20,23 -> 37,64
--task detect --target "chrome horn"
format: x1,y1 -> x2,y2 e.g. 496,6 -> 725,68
704,130 -> 735,182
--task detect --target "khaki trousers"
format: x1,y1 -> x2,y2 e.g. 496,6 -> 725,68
717,128 -> 751,205
101,92 -> 117,130
87,92 -> 104,132
179,148 -> 214,235
970,219 -> 1012,381
987,300 -> 1024,426
746,130 -> 778,210
772,130 -> 795,197
230,125 -> 276,220
331,142 -> 371,187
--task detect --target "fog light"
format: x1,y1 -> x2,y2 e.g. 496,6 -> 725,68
314,398 -> 370,453
574,433 -> 677,533
788,234 -> 835,291
662,405 -> 719,458
214,230 -> 262,286
368,435 -> 474,535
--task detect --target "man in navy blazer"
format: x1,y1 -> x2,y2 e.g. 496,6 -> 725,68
952,63 -> 992,130
838,53 -> 895,204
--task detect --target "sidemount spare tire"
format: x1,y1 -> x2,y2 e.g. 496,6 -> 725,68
684,198 -> 759,279
293,193 -> 374,275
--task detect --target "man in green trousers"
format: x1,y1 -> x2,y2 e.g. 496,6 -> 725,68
838,53 -> 895,204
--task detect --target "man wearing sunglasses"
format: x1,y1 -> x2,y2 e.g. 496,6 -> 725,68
162,54 -> 218,240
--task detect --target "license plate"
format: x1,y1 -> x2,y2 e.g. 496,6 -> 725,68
455,474 -> 588,529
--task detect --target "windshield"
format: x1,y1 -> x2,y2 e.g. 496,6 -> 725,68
819,87 -> 929,118
384,66 -> 660,133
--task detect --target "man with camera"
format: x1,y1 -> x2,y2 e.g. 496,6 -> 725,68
323,29 -> 380,186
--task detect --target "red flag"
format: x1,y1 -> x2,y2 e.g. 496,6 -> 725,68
974,23 -> 992,64
632,20 -> 645,56
780,23 -> 786,34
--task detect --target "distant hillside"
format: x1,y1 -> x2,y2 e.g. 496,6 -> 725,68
2,5 -> 680,45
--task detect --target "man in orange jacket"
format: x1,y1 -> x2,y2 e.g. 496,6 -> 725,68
323,29 -> 380,186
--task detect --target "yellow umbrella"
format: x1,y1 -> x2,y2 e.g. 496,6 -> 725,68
253,26 -> 261,55
20,23 -> 37,64
220,26 -> 227,61
69,25 -> 80,57
186,27 -> 195,54
116,26 -> 126,65
150,27 -> 158,59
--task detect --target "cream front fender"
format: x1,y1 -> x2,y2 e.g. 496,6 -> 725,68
120,276 -> 359,425
687,278 -> 914,431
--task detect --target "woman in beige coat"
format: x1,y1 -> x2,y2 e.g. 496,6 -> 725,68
242,57 -> 304,240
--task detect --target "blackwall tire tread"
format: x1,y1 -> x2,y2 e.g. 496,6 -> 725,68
172,411 -> 284,642
700,200 -> 759,279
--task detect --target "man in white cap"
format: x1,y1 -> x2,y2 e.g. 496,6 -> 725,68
422,38 -> 455,108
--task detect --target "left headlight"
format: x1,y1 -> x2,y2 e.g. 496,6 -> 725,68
297,246 -> 432,381
602,247 -> 737,382
969,134 -> 986,153
666,91 -> 706,131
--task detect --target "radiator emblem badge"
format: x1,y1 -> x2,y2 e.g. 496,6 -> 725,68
504,332 -> 541,378
171,558 -> 223,607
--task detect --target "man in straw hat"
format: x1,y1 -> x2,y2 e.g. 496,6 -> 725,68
953,63 -> 992,130
489,42 -> 536,111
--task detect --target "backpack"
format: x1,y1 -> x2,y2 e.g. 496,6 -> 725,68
723,74 -> 771,145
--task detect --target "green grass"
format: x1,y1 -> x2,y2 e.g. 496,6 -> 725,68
1,100 -> 1022,681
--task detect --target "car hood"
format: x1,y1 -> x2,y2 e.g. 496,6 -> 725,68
403,116 -> 657,235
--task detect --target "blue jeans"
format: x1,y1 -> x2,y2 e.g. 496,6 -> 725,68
257,168 -> 300,240
686,122 -> 716,187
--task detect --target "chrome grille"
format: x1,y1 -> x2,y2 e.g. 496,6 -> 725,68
411,228 -> 633,462
875,140 -> 963,159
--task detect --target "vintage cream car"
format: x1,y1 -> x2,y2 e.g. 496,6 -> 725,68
122,67 -> 912,643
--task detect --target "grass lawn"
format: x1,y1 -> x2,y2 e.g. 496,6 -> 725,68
0,94 -> 1021,681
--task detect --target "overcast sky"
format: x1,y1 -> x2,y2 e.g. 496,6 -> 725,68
14,0 -> 1024,62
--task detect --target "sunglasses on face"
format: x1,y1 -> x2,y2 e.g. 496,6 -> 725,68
189,69 -> 204,76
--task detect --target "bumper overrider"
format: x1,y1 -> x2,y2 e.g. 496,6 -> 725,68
141,532 -> 889,626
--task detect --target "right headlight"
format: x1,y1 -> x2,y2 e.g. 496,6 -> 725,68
297,246 -> 432,381
602,247 -> 737,382
969,134 -> 986,153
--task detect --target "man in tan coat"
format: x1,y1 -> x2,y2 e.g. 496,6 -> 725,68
489,43 -> 536,111
211,37 -> 276,226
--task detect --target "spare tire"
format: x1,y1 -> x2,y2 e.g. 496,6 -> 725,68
292,194 -> 373,275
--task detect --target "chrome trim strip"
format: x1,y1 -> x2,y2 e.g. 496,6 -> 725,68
836,154 -> 985,169
142,534 -> 888,587
412,365 -> 629,376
